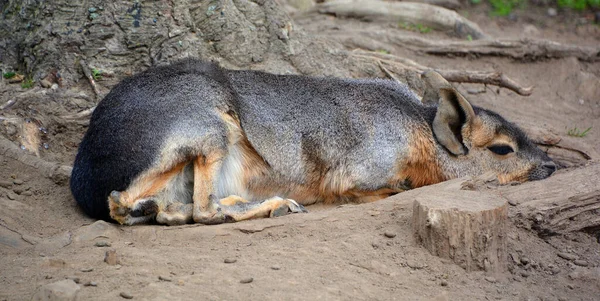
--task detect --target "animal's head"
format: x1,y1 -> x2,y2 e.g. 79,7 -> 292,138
422,70 -> 556,183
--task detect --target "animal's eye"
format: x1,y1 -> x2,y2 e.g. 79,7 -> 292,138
487,145 -> 514,155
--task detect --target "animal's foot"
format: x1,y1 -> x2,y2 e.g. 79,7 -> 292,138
269,197 -> 308,218
108,190 -> 159,225
193,195 -> 235,225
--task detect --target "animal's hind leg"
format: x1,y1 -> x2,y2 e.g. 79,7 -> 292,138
217,195 -> 308,222
108,161 -> 188,225
191,153 -> 233,224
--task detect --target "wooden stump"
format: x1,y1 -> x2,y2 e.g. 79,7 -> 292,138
412,190 -> 508,272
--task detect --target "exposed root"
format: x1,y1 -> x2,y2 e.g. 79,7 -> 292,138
60,106 -> 96,121
0,136 -> 72,184
354,50 -> 533,96
79,59 -> 101,98
315,0 -> 487,39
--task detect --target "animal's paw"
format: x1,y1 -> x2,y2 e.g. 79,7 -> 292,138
193,195 -> 235,225
270,197 -> 308,218
108,191 -> 159,225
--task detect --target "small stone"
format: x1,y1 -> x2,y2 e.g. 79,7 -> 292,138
13,179 -> 24,185
485,276 -> 497,283
558,297 -> 567,301
32,280 -> 80,301
158,275 -> 172,282
104,250 -> 119,265
383,231 -> 396,238
224,258 -> 237,264
557,252 -> 578,261
240,277 -> 254,284
51,83 -> 59,90
567,284 -> 574,290
84,281 -> 98,287
523,25 -> 540,36
573,260 -> 588,267
94,241 -> 111,247
550,267 -> 561,275
510,253 -> 520,264
507,199 -> 518,206
371,242 -> 380,249
547,7 -> 557,17
520,257 -> 530,265
120,292 -> 134,299
6,192 -> 17,200
81,267 -> 94,272
40,79 -> 52,88
520,271 -> 530,278
45,275 -> 53,279
271,265 -> 281,270
440,280 -> 448,286
66,276 -> 80,283
22,191 -> 33,196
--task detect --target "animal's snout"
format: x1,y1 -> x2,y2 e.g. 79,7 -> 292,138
541,161 -> 557,174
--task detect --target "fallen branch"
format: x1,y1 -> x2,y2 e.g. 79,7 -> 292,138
353,50 -> 533,96
60,106 -> 96,121
316,0 -> 487,39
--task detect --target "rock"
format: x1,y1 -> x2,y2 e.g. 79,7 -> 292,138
508,199 -> 518,206
80,267 -> 93,272
65,276 -> 80,284
520,257 -> 530,265
104,250 -> 119,265
271,265 -> 281,270
32,279 -> 80,301
224,258 -> 237,264
523,25 -> 540,37
384,231 -> 396,238
40,79 -> 52,88
0,180 -> 12,188
158,275 -> 172,282
120,292 -> 133,299
6,192 -> 17,200
83,281 -> 98,287
440,279 -> 448,286
22,191 -> 33,196
94,241 -> 111,247
557,252 -> 578,261
573,260 -> 588,267
240,277 -> 254,284
485,276 -> 497,283
13,179 -> 24,185
547,8 -> 557,17
520,271 -> 531,278
51,83 -> 59,91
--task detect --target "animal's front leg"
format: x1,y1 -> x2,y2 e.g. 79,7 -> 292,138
217,195 -> 308,221
191,153 -> 234,224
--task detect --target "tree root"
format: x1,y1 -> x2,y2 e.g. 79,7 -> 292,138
315,0 -> 487,39
0,136 -> 72,184
354,50 -> 533,96
79,59 -> 101,98
388,35 -> 600,62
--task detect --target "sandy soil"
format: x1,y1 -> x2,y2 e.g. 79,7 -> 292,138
1,4 -> 599,301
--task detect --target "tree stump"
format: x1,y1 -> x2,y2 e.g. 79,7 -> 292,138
412,190 -> 508,272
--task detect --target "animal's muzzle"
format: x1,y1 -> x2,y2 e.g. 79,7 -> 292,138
528,161 -> 557,181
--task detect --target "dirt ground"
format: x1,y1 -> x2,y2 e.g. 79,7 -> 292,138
1,3 -> 599,301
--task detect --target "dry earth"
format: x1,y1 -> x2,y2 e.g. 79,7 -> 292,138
1,3 -> 599,301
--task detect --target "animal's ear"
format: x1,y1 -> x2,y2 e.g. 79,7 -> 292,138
421,70 -> 452,105
432,87 -> 476,156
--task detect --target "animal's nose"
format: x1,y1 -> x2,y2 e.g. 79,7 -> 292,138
541,161 -> 557,173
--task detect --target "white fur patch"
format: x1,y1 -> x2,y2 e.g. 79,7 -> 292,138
215,144 -> 252,200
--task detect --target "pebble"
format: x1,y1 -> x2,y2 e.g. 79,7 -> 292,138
271,265 -> 281,270
94,241 -> 111,247
240,277 -> 254,284
224,258 -> 237,264
66,276 -> 80,283
104,250 -> 119,265
371,242 -> 380,249
573,260 -> 588,267
557,252 -> 578,261
484,276 -> 497,283
520,257 -> 530,265
158,275 -> 172,282
22,191 -> 33,196
40,79 -> 52,88
507,199 -> 518,206
384,231 -> 396,238
547,8 -> 557,17
567,284 -> 574,290
520,271 -> 531,278
13,179 -> 24,185
32,280 -> 80,300
120,292 -> 134,299
440,280 -> 448,286
81,267 -> 94,272
6,192 -> 17,200
84,281 -> 98,287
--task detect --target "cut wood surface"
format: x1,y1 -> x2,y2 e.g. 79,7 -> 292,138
499,163 -> 600,236
316,0 -> 488,39
412,188 -> 508,272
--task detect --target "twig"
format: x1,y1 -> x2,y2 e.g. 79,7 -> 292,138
79,59 -> 101,97
377,61 -> 401,83
60,106 -> 96,120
